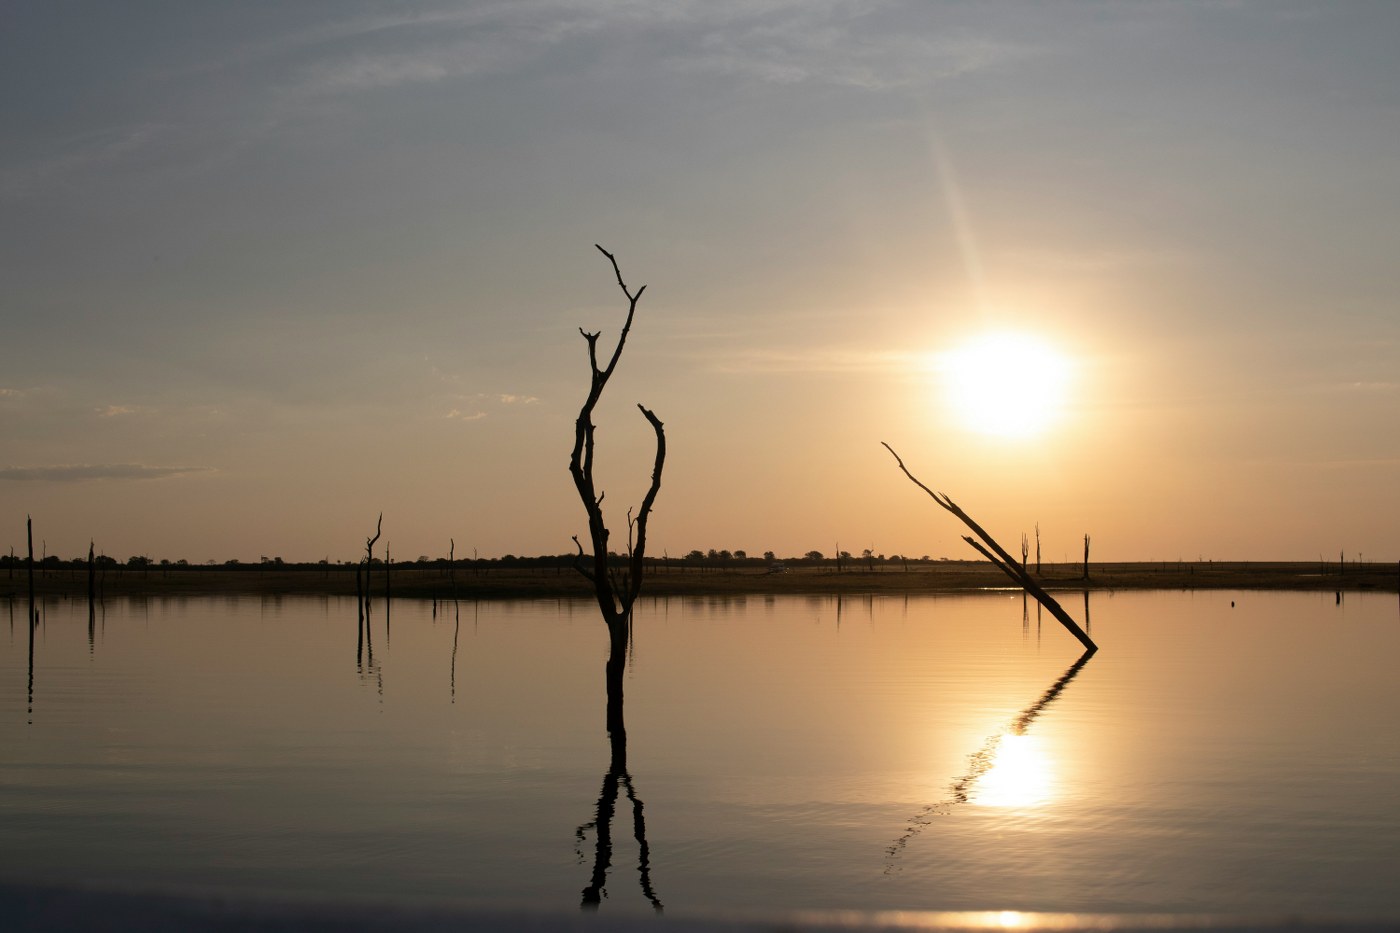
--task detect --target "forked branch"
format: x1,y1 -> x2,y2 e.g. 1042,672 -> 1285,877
882,443 -> 1097,653
569,247 -> 666,627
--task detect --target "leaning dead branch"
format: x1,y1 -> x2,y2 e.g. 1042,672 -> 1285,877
882,443 -> 1097,653
569,245 -> 666,635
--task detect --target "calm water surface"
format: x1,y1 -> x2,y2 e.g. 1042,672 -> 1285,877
2,590 -> 1398,918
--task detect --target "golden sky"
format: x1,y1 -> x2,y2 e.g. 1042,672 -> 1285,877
3,2 -> 1397,563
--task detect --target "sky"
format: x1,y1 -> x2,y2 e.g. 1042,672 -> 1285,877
3,1 -> 1398,565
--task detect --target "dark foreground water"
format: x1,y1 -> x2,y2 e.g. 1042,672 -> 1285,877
2,590 -> 1398,919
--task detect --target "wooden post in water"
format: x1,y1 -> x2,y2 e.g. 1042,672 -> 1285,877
1083,534 -> 1091,581
87,541 -> 96,642
26,517 -> 36,629
882,444 -> 1097,654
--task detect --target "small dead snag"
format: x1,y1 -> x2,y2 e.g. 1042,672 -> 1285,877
882,443 -> 1097,654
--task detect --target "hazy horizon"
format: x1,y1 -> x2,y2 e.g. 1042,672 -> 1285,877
4,1 -> 1398,565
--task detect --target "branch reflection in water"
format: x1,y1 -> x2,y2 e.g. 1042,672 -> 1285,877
885,648 -> 1095,870
353,594 -> 382,699
574,627 -> 663,913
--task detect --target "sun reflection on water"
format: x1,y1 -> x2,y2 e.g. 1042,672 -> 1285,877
886,651 -> 1093,869
973,733 -> 1054,808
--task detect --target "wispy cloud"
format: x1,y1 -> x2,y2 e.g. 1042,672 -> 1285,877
443,392 -> 538,420
679,17 -> 1034,89
285,4 -> 607,97
96,404 -> 151,417
713,347 -> 921,375
0,464 -> 215,483
1,125 -> 163,201
273,0 -> 1032,100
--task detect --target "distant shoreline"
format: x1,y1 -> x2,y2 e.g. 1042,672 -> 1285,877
5,560 -> 1397,601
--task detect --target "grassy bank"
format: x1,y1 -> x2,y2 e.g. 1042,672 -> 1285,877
5,560 -> 1396,602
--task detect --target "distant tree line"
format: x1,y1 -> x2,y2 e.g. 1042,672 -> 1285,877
0,549 -> 951,574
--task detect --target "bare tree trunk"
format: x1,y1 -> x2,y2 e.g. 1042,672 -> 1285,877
882,445 -> 1096,654
1035,522 -> 1041,574
568,245 -> 666,643
1083,533 -> 1091,581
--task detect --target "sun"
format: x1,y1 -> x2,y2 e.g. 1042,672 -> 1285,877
938,331 -> 1072,439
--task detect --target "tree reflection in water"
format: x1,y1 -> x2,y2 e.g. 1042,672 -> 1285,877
574,628 -> 663,912
885,649 -> 1095,870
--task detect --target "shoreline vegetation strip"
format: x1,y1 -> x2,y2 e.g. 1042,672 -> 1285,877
5,562 -> 1397,600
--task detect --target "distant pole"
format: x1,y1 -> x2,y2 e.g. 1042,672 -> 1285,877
1035,523 -> 1041,574
27,517 -> 36,628
87,540 -> 96,636
1082,534 -> 1091,581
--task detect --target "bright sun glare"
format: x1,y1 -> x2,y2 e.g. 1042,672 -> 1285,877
939,332 -> 1072,439
975,733 -> 1054,808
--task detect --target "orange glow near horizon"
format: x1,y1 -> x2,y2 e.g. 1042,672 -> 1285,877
938,331 -> 1074,439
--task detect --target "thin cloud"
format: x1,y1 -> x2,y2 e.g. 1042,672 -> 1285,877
445,409 -> 488,422
1,125 -> 162,201
680,22 -> 1033,90
497,393 -> 539,405
0,464 -> 215,483
287,6 -> 605,97
279,1 -> 1033,100
96,405 -> 149,417
713,347 -> 921,375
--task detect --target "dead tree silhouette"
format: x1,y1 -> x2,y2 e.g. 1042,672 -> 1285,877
883,443 -> 1096,654
568,244 -> 666,912
569,245 -> 666,666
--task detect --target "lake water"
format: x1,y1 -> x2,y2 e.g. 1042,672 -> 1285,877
2,590 -> 1398,920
